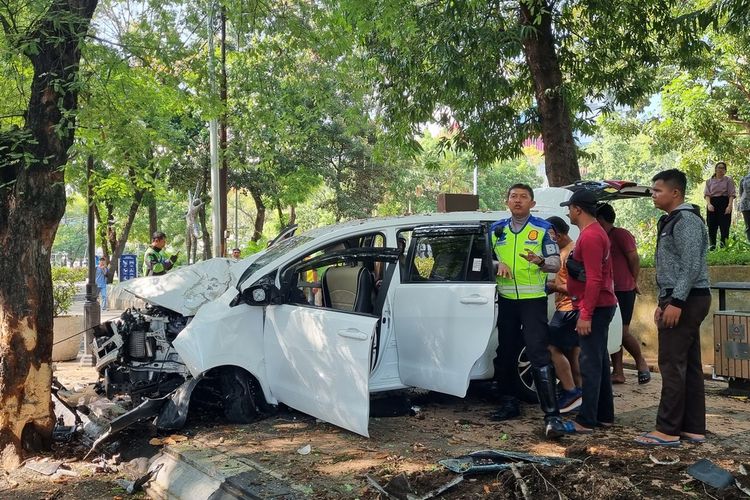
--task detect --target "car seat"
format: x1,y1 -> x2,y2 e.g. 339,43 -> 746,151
322,265 -> 374,314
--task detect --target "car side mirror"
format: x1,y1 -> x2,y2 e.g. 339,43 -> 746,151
230,279 -> 281,307
247,284 -> 279,305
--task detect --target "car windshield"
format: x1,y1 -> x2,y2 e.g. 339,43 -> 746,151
237,235 -> 313,288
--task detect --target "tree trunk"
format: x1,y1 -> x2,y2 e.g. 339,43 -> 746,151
200,203 -> 212,260
519,0 -> 580,186
289,205 -> 296,225
108,187 -> 145,281
148,193 -> 157,237
276,199 -> 286,228
0,0 -> 98,467
249,187 -> 266,242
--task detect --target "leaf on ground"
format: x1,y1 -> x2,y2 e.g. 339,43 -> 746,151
163,435 -> 188,445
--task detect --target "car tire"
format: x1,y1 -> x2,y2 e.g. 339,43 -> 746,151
513,346 -> 539,403
219,367 -> 269,424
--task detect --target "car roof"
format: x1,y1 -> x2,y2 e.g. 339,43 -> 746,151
239,183 -> 646,288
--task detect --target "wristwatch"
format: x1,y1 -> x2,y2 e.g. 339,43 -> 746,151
535,255 -> 544,267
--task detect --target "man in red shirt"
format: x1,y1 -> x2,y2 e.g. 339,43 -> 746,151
560,190 -> 618,433
596,204 -> 651,385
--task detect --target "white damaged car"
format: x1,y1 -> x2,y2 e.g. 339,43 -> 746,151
91,182 -> 648,442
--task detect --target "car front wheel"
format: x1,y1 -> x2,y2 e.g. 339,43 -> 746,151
219,367 -> 270,423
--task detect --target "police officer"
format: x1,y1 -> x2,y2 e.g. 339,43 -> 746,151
143,231 -> 179,276
490,183 -> 568,438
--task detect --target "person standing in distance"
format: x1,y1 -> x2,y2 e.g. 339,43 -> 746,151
739,165 -> 750,242
596,204 -> 651,385
704,161 -> 736,249
635,169 -> 711,447
490,183 -> 568,439
560,190 -> 618,434
96,257 -> 110,311
143,231 -> 179,276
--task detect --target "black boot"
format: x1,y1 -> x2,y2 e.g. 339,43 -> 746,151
489,394 -> 520,421
532,365 -> 568,439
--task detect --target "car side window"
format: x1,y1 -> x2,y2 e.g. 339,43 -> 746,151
406,232 -> 492,283
285,232 -> 385,309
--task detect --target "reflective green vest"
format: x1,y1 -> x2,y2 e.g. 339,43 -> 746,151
490,217 -> 552,299
143,246 -> 170,276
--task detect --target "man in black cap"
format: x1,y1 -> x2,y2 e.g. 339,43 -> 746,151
560,190 -> 618,433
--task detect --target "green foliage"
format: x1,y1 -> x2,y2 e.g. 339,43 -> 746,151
378,132 -> 542,216
243,238 -> 269,256
706,237 -> 750,266
51,267 -> 85,316
334,0 -> 699,167
582,115 -> 681,256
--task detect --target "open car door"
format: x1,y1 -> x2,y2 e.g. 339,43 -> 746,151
262,248 -> 400,437
392,224 -> 497,397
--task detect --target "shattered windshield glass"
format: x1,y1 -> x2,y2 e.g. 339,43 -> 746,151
237,235 -> 313,288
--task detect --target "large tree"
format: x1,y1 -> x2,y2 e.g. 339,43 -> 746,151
0,0 -> 97,466
337,0 -> 697,185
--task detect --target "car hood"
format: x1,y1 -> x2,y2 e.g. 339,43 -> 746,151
110,258 -> 246,316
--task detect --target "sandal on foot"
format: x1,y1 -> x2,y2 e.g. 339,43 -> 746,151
637,370 -> 651,385
634,432 -> 681,447
680,433 -> 706,443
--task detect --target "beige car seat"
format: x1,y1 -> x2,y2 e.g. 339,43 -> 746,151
321,265 -> 374,313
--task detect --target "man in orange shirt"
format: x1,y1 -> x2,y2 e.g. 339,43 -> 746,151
546,217 -> 582,414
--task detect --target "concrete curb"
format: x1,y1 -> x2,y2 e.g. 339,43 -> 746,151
146,441 -> 306,499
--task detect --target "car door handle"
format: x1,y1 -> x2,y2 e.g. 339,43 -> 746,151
460,295 -> 489,305
337,328 -> 369,340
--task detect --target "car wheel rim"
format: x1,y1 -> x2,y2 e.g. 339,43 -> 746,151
518,348 -> 535,392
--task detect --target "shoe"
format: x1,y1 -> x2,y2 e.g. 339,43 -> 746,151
557,387 -> 582,414
544,416 -> 575,438
634,432 -> 681,447
489,396 -> 520,421
558,420 -> 594,435
637,370 -> 651,385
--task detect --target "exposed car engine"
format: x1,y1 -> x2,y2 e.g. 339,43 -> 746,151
92,306 -> 191,404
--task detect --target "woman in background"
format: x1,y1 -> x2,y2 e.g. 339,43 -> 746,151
704,161 -> 736,249
739,166 -> 750,242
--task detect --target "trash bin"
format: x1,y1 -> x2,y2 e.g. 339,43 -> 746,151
712,282 -> 750,390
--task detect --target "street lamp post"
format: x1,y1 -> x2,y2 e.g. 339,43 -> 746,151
79,155 -> 98,366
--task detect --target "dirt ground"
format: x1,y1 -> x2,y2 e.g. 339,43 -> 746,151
2,362 -> 750,499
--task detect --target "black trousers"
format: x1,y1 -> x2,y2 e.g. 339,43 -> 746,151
656,294 -> 711,436
494,296 -> 550,394
707,196 -> 731,249
743,210 -> 750,242
575,306 -> 616,429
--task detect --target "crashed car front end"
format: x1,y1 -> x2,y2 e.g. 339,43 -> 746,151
82,258 -> 257,451
92,307 -> 191,403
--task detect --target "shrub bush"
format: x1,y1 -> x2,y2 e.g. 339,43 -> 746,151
640,234 -> 750,268
52,266 -> 84,316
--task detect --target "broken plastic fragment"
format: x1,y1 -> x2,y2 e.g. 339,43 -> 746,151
649,454 -> 679,465
439,450 -> 580,474
297,444 -> 311,455
686,459 -> 734,490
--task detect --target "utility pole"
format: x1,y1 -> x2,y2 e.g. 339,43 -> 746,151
207,0 -> 222,258
219,5 -> 229,257
80,155 -> 98,366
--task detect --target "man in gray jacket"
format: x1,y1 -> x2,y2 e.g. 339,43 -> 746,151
635,169 -> 711,447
